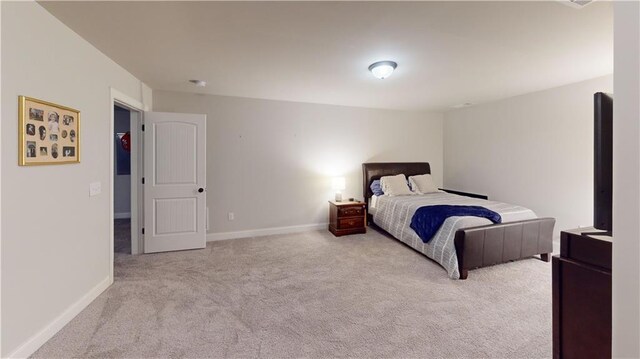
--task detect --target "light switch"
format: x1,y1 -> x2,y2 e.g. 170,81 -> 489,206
89,181 -> 101,196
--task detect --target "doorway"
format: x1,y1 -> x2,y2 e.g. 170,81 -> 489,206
109,89 -> 146,283
109,89 -> 208,282
113,105 -> 132,256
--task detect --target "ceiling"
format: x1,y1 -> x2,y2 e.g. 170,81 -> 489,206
40,1 -> 613,111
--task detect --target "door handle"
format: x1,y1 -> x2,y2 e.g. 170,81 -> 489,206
198,188 -> 205,193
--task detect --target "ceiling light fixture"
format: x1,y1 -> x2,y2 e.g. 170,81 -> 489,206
189,79 -> 207,87
368,61 -> 397,79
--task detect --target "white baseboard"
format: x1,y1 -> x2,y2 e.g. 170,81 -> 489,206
7,276 -> 112,359
114,212 -> 131,219
207,223 -> 328,242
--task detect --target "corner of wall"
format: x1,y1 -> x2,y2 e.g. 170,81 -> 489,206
5,277 -> 111,359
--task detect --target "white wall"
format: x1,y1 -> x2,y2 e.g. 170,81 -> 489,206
1,2 -> 151,357
113,107 -> 131,217
612,2 -> 640,357
443,75 -> 613,238
153,91 -> 443,237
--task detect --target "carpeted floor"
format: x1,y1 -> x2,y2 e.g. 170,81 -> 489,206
32,229 -> 552,358
114,219 -> 131,255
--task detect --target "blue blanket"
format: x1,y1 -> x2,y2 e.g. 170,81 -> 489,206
410,205 -> 502,243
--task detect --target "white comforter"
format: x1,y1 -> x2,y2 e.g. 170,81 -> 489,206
371,192 -> 537,279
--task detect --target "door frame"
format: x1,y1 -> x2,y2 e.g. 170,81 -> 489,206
109,88 -> 148,283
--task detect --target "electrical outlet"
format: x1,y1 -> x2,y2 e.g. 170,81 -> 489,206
228,212 -> 235,221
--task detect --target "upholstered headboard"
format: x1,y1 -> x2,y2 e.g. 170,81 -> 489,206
362,162 -> 431,200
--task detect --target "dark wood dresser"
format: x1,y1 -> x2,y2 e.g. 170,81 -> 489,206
553,227 -> 612,359
328,200 -> 366,237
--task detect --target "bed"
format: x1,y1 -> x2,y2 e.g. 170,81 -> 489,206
363,162 -> 555,279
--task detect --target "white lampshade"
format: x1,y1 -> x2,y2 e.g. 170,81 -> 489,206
332,177 -> 346,191
368,61 -> 397,79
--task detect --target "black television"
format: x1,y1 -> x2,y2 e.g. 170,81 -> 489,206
593,92 -> 613,235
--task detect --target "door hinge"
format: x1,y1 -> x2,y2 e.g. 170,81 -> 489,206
142,227 -> 145,235
142,177 -> 145,184
142,124 -> 145,131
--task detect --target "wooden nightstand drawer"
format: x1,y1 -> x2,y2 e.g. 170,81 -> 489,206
338,206 -> 364,217
338,217 -> 364,229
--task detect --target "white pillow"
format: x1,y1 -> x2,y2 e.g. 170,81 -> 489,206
408,174 -> 439,194
380,174 -> 413,196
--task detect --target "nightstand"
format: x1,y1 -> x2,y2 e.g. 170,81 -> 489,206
328,200 -> 366,237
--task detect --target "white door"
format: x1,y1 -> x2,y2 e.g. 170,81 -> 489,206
143,111 -> 207,253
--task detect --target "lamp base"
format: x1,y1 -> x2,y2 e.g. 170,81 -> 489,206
335,192 -> 342,202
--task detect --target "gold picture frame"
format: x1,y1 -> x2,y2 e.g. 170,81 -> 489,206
19,96 -> 80,166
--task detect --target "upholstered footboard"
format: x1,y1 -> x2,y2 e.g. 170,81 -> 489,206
454,218 -> 555,279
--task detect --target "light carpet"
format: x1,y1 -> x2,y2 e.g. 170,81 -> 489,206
32,229 -> 552,358
114,218 -> 131,255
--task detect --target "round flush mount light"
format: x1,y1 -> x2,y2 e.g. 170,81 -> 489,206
189,79 -> 207,87
368,61 -> 397,79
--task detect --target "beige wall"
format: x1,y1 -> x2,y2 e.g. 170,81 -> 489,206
612,2 -> 640,357
153,91 -> 443,237
443,75 -> 613,238
1,2 -> 151,356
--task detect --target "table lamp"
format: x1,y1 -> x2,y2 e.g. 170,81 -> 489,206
332,177 -> 346,202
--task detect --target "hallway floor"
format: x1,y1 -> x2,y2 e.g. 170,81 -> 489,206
114,218 -> 131,255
